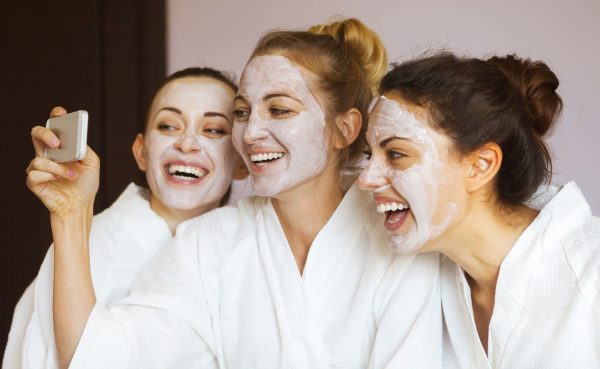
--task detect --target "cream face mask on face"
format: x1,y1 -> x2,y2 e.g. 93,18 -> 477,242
144,79 -> 238,211
232,55 -> 329,197
358,96 -> 457,253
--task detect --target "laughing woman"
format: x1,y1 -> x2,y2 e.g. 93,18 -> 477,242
9,67 -> 246,369
33,19 -> 443,369
359,53 -> 600,368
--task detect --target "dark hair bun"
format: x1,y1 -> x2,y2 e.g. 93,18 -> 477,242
486,55 -> 563,137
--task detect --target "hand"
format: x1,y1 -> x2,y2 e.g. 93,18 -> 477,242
26,106 -> 100,218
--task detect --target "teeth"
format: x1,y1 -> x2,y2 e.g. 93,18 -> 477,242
376,202 -> 409,213
167,164 -> 205,178
250,152 -> 285,162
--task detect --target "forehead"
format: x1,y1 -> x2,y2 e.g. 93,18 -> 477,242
368,95 -> 430,141
153,77 -> 234,108
239,55 -> 312,96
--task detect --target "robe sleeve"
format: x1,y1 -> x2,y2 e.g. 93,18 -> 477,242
67,220 -> 219,369
3,280 -> 35,369
368,252 -> 443,369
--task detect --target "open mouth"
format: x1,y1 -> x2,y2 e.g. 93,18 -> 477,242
166,164 -> 207,181
250,152 -> 286,167
376,201 -> 410,232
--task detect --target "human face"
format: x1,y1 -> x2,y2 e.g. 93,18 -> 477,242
138,77 -> 238,213
232,55 -> 329,197
358,93 -> 464,253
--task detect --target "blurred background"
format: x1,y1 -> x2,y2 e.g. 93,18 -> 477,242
2,0 -> 599,355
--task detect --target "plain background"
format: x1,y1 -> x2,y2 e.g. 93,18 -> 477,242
168,0 -> 600,212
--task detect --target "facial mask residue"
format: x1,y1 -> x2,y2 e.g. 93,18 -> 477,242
359,96 -> 457,253
232,55 -> 329,197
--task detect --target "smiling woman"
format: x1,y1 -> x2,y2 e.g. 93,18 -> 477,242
359,52 -> 600,368
43,18 -> 444,369
6,67 -> 245,369
132,73 -> 243,231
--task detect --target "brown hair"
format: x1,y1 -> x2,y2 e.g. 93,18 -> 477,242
250,18 -> 388,169
381,52 -> 562,206
145,67 -> 238,130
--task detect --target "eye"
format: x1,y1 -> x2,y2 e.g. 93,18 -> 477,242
269,107 -> 294,117
203,127 -> 227,137
157,122 -> 178,132
387,150 -> 407,161
233,108 -> 250,122
363,149 -> 372,161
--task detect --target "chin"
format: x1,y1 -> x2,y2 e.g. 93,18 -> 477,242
386,227 -> 430,254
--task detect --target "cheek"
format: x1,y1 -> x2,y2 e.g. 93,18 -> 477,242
231,123 -> 246,155
144,134 -> 175,162
277,112 -> 327,151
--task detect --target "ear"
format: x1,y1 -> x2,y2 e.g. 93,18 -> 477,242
465,142 -> 502,193
232,154 -> 249,180
131,133 -> 148,172
333,108 -> 362,149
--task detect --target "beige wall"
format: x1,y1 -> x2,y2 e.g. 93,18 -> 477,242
167,0 -> 600,212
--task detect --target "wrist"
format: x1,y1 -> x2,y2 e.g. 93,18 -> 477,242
50,203 -> 94,233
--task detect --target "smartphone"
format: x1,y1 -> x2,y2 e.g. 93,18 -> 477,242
44,110 -> 88,163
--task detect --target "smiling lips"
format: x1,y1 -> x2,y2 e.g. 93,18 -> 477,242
165,163 -> 208,183
249,152 -> 286,167
375,198 -> 411,232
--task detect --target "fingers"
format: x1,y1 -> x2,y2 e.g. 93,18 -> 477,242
26,170 -> 58,190
26,157 -> 77,180
31,126 -> 60,157
50,106 -> 67,118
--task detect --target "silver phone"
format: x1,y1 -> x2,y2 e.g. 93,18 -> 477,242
44,110 -> 88,163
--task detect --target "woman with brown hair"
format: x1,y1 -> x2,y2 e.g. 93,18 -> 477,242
359,52 -> 600,368
28,19 -> 443,369
9,67 -> 247,369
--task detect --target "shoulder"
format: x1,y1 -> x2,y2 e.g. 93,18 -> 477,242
550,184 -> 600,320
560,215 -> 600,314
91,183 -> 150,226
176,196 -> 266,254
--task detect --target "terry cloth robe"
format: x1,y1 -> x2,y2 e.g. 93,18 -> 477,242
68,184 -> 443,369
441,182 -> 600,369
2,183 -> 172,369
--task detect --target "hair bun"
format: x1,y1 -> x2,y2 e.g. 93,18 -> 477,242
486,55 -> 563,137
308,18 -> 388,95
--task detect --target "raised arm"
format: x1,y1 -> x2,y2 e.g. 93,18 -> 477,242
25,107 -> 100,369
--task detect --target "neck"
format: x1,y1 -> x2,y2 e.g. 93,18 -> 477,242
430,200 -> 538,353
272,166 -> 344,274
435,203 -> 538,292
150,195 -> 219,235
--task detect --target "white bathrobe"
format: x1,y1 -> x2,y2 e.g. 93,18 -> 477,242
2,183 -> 172,369
442,182 -> 600,369
68,184 -> 443,369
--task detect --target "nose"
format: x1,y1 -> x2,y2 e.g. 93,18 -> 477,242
243,115 -> 269,144
357,159 -> 389,191
175,133 -> 201,153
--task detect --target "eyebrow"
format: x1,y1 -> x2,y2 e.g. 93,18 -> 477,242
379,136 -> 413,148
263,93 -> 303,104
157,106 -> 231,124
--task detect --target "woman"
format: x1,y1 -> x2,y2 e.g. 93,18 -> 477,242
359,53 -> 600,368
31,19 -> 443,369
7,67 -> 246,369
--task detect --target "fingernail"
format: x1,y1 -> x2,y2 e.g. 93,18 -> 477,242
67,169 -> 77,179
49,138 -> 60,147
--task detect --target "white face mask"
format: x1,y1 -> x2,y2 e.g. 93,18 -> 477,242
142,77 -> 238,212
358,95 -> 458,253
232,55 -> 329,197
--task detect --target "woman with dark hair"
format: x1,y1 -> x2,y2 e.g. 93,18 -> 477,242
359,52 -> 600,368
28,19 -> 443,369
7,67 -> 247,369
